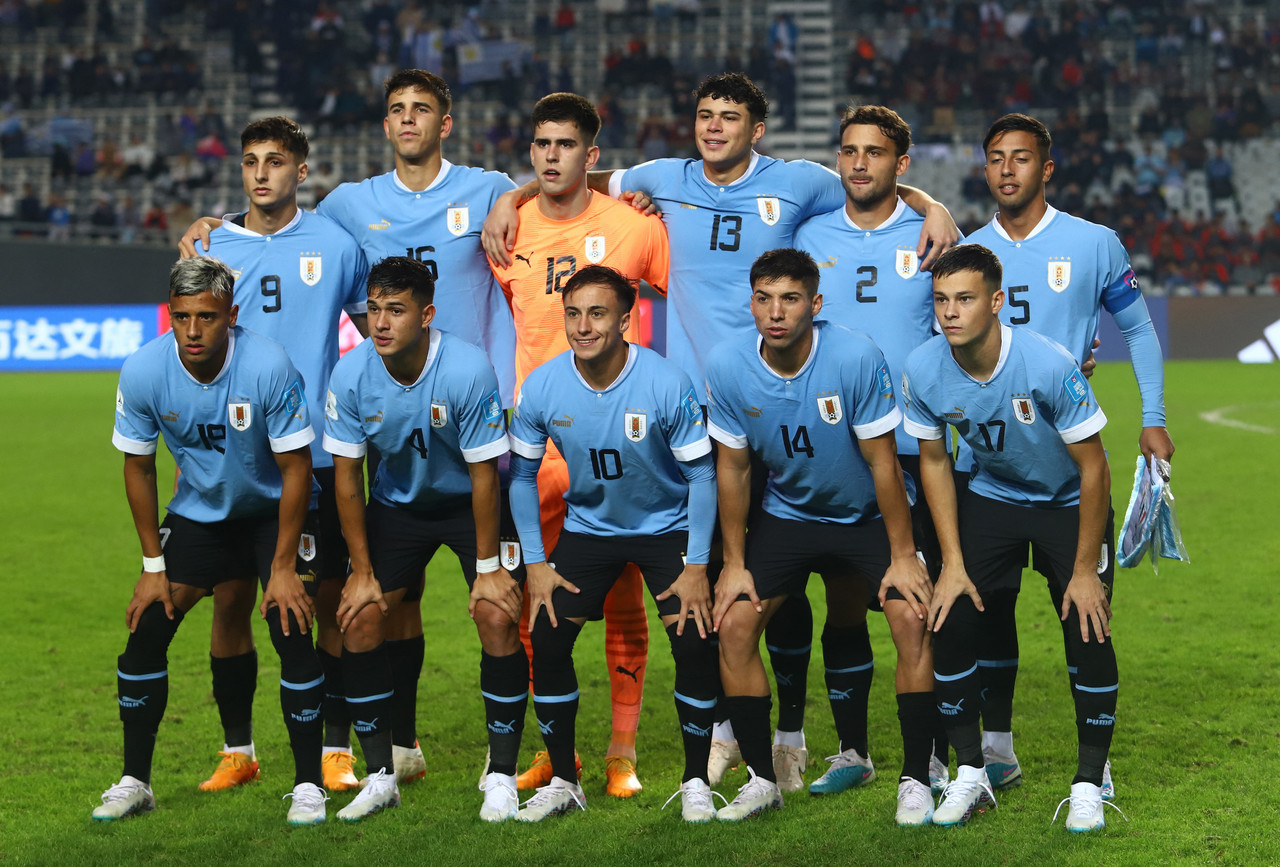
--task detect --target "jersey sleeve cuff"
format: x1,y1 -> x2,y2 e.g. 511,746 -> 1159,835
903,417 -> 944,440
670,436 -> 712,462
852,406 -> 902,440
1059,408 -> 1107,444
270,428 -> 316,453
112,430 -> 157,455
344,301 -> 368,315
607,171 -> 624,199
323,433 -> 367,458
707,420 -> 748,449
462,435 -> 510,463
508,434 -> 547,460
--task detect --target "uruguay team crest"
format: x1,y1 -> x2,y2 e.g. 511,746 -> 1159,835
624,412 -> 647,442
298,533 -> 317,562
1048,258 -> 1071,293
1011,397 -> 1036,425
895,248 -> 918,279
430,402 -> 448,428
816,394 -> 843,425
585,235 -> 606,264
228,402 -> 252,431
757,196 -> 781,226
501,541 -> 522,570
447,206 -> 469,237
300,254 -> 322,287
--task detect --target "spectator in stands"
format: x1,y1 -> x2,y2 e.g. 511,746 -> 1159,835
123,134 -> 156,179
555,1 -> 576,46
142,202 -> 168,240
97,138 -> 126,181
1206,145 -> 1236,205
47,193 -> 71,241
119,195 -> 140,243
0,183 -> 15,224
0,104 -> 25,157
89,193 -> 118,239
637,111 -> 671,161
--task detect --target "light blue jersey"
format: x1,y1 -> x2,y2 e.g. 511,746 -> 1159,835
611,153 -> 842,384
317,161 -> 518,405
795,198 -> 942,457
966,206 -> 1141,365
113,327 -> 314,522
509,344 -> 711,547
706,321 -> 902,523
323,329 -> 508,509
204,208 -> 368,469
902,325 -> 1107,507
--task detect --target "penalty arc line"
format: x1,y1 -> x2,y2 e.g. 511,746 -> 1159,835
1199,404 -> 1278,435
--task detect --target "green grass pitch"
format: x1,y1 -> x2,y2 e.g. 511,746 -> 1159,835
1,360 -> 1278,865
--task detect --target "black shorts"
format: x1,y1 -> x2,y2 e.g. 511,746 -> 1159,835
547,530 -> 691,620
365,496 -> 526,602
160,512 -> 319,596
744,512 -> 903,608
310,466 -> 350,582
960,493 -> 1116,597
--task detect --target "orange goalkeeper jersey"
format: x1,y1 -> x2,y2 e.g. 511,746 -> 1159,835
490,191 -> 670,392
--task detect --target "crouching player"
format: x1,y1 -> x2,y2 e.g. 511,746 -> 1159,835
507,265 -> 720,823
96,257 -> 326,825
322,257 -> 524,822
708,249 -> 935,825
903,244 -> 1121,831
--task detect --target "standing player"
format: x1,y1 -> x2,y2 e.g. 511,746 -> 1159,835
793,105 -> 951,795
194,116 -> 370,795
507,266 -> 720,823
488,92 -> 670,797
322,257 -> 522,822
95,257 -> 326,826
965,114 -> 1172,795
707,249 -> 935,825
486,73 -> 960,789
904,244 -> 1121,832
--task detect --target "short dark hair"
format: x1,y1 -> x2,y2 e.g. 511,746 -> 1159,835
561,265 -> 636,314
695,73 -> 768,124
931,244 -> 1003,293
240,116 -> 309,162
531,92 -> 601,144
983,113 -> 1052,160
839,105 -> 912,158
170,256 -> 235,302
367,256 -> 435,306
384,69 -> 452,115
749,248 -> 820,296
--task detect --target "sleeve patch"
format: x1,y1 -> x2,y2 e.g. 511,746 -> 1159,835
1123,268 -> 1140,293
325,390 -> 338,421
680,387 -> 703,423
876,362 -> 894,398
1063,369 -> 1088,404
283,379 -> 305,414
482,389 -> 503,426
900,372 -> 911,406
115,387 -> 125,414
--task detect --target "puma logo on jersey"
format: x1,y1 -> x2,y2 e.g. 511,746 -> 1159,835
364,411 -> 384,423
369,219 -> 391,230
615,664 -> 642,682
161,410 -> 180,422
514,253 -> 531,265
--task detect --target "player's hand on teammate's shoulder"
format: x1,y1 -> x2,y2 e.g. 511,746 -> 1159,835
481,190 -> 521,267
1081,338 -> 1101,379
927,563 -> 983,633
880,554 -> 932,620
126,569 -> 175,632
261,566 -> 314,636
918,202 -> 961,272
656,564 -> 711,638
177,216 -> 224,258
1061,570 -> 1112,644
469,567 -> 522,624
618,189 -> 659,216
336,567 -> 388,631
525,561 -> 578,629
1139,425 -> 1175,463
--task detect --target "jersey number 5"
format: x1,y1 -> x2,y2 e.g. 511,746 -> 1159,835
1007,284 -> 1030,324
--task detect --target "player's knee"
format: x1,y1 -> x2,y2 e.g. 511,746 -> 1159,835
716,604 -> 766,665
123,602 -> 185,669
341,605 -> 384,653
666,620 -> 715,670
212,579 -> 257,622
473,601 -> 519,652
530,612 -> 581,673
884,602 -> 930,661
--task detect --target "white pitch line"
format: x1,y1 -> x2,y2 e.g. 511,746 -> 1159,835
1199,404 -> 1278,435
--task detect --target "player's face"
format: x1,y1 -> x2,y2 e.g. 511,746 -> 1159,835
563,282 -> 630,366
530,120 -> 599,198
169,290 -> 237,376
837,124 -> 908,209
695,97 -> 763,173
367,289 -> 434,360
984,131 -> 1053,214
751,277 -> 821,354
241,140 -> 306,211
384,87 -> 453,161
933,270 -> 1003,349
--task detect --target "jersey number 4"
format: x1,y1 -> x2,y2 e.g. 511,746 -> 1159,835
779,424 -> 814,458
407,428 -> 429,459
